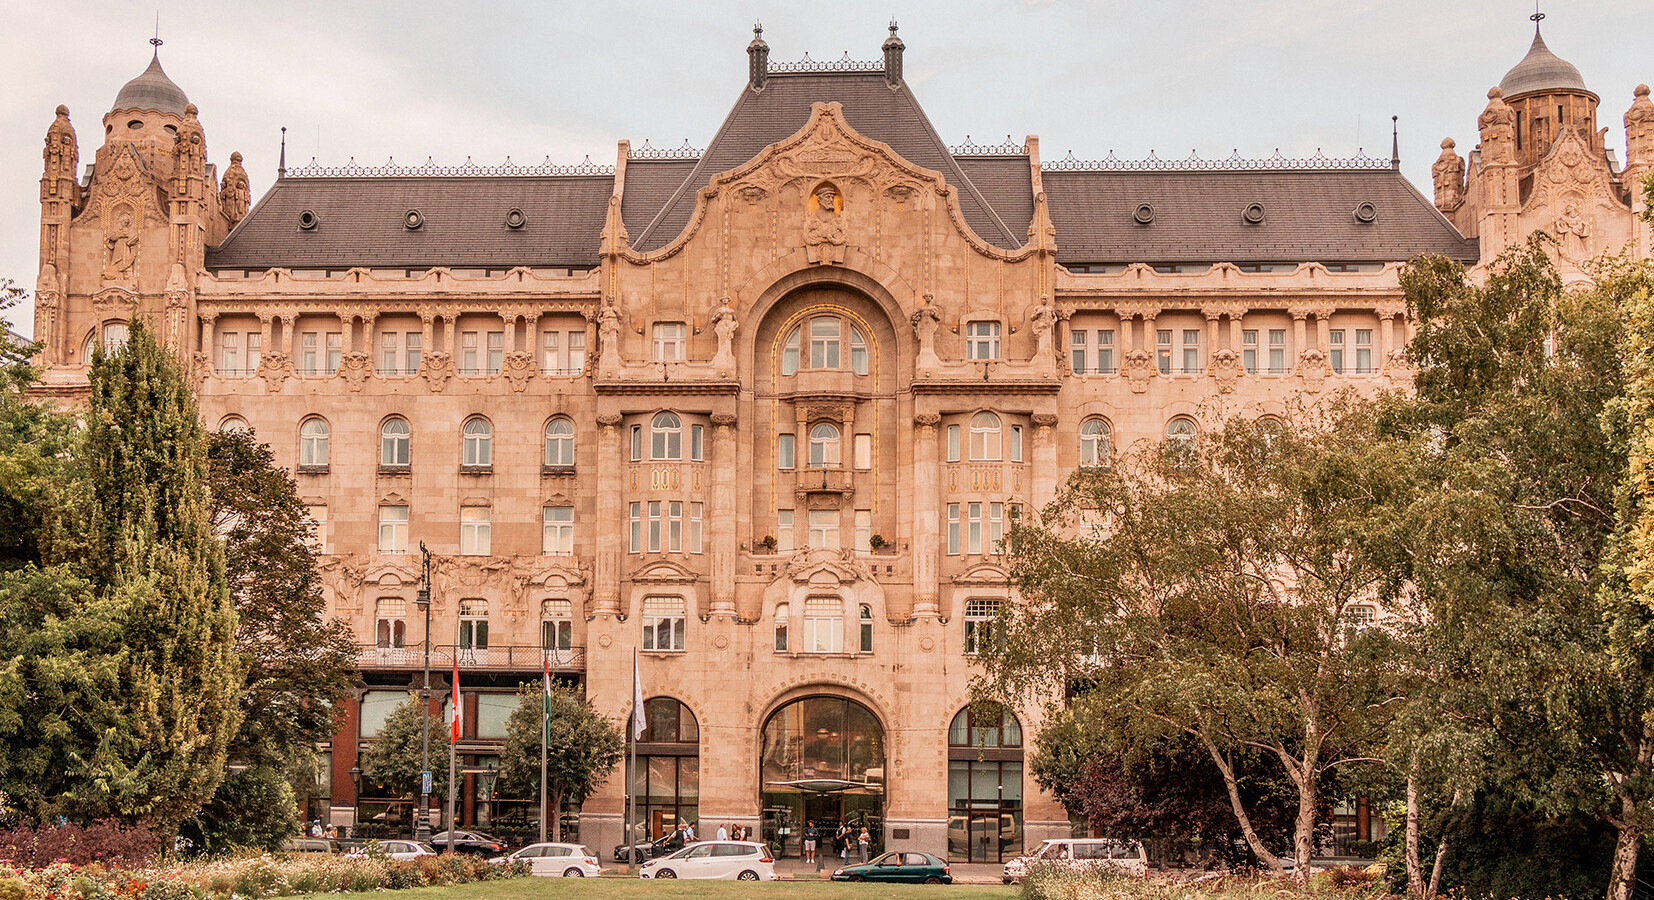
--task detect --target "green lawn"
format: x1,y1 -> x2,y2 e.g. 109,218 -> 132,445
298,877 -> 1018,900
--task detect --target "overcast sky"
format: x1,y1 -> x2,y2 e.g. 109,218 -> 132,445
4,0 -> 1648,337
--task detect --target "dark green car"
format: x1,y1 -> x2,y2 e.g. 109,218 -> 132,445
831,851 -> 953,884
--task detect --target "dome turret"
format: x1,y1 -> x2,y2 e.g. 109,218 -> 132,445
111,52 -> 190,116
1499,27 -> 1588,98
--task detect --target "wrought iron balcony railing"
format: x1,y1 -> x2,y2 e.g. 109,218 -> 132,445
357,644 -> 585,672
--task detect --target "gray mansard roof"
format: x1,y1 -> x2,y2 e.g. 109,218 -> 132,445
207,66 -> 1477,271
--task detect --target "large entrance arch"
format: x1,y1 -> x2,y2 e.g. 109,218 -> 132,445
758,695 -> 885,860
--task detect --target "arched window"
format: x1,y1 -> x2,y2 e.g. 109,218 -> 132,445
651,412 -> 682,460
859,604 -> 873,653
218,415 -> 250,434
809,423 -> 841,468
781,327 -> 802,376
298,417 -> 330,468
544,417 -> 575,467
850,327 -> 869,375
1255,415 -> 1285,448
970,412 -> 1002,461
86,321 -> 129,359
381,417 -> 410,467
1166,416 -> 1198,442
809,317 -> 842,368
774,603 -> 790,652
1079,418 -> 1112,467
947,704 -> 1024,863
462,417 -> 493,467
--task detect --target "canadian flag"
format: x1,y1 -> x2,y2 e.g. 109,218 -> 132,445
450,654 -> 462,743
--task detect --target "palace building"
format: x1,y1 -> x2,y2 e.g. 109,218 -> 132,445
27,22 -> 1653,861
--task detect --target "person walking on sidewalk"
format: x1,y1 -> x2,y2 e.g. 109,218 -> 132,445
857,827 -> 870,864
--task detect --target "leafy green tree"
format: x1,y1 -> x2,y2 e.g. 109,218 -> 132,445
979,405 -> 1413,876
497,683 -> 623,842
206,429 -> 355,772
358,693 -> 450,805
0,279 -> 74,570
178,764 -> 300,854
77,319 -> 242,834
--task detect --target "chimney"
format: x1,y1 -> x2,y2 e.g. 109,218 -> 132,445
882,21 -> 904,87
748,24 -> 768,90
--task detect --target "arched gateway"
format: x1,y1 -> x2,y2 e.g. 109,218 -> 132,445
758,694 -> 886,859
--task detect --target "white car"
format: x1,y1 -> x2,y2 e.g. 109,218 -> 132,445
638,841 -> 777,881
1002,838 -> 1147,883
348,839 -> 436,861
491,842 -> 602,877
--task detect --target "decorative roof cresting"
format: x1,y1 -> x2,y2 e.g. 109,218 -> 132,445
282,156 -> 616,178
1042,148 -> 1392,172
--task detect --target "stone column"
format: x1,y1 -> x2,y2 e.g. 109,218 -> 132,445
502,313 -> 517,353
593,413 -> 625,616
1228,311 -> 1243,356
442,315 -> 457,355
201,313 -> 218,373
280,314 -> 297,356
340,313 -> 356,355
420,314 -> 435,357
1315,311 -> 1331,352
709,413 -> 738,616
259,315 -> 273,361
1290,309 -> 1308,371
1379,313 -> 1395,363
1031,412 -> 1060,511
912,412 -> 941,618
1204,309 -> 1222,368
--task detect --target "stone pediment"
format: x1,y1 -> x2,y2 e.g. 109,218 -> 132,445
782,547 -> 878,586
630,559 -> 700,584
1524,126 -> 1621,212
623,101 -> 1039,265
952,562 -> 1011,586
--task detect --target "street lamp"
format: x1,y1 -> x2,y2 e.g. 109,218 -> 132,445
348,765 -> 362,837
415,541 -> 433,842
479,760 -> 499,829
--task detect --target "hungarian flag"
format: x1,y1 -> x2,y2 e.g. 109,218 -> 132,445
543,653 -> 554,744
450,654 -> 462,743
631,650 -> 647,741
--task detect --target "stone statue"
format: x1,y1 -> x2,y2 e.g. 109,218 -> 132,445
1478,87 -> 1517,164
1626,84 -> 1654,167
1030,294 -> 1057,375
221,152 -> 252,225
1554,197 -> 1592,260
911,292 -> 942,377
1432,138 -> 1465,210
711,296 -> 738,378
103,211 -> 138,280
804,183 -> 847,264
597,297 -> 623,376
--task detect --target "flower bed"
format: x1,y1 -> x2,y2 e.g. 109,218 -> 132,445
0,851 -> 528,900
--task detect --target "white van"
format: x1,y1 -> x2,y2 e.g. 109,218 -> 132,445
1002,838 -> 1148,883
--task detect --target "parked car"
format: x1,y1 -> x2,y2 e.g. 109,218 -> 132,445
833,850 -> 952,884
1002,838 -> 1147,884
427,830 -> 506,856
490,842 -> 601,877
613,831 -> 685,862
637,841 -> 776,881
347,840 -> 435,861
280,837 -> 337,854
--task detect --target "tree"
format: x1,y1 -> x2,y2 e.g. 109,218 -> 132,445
77,319 -> 242,834
978,405 -> 1413,876
1393,239 -> 1654,900
178,764 -> 300,855
0,279 -> 74,570
206,429 -> 355,773
358,693 -> 450,806
497,683 -> 623,842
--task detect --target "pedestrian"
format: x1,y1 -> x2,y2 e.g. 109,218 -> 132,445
858,827 -> 870,864
837,823 -> 850,864
309,820 -> 323,838
803,819 -> 818,864
684,821 -> 696,841
717,822 -> 729,841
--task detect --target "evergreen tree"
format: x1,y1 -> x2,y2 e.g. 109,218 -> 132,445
78,319 -> 242,834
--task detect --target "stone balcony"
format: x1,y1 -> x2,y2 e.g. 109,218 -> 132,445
357,643 -> 585,673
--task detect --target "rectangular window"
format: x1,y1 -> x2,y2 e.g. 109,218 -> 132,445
853,433 -> 872,470
668,501 -> 683,553
1328,329 -> 1345,374
567,331 -> 586,373
641,597 -> 686,652
803,597 -> 843,653
689,502 -> 703,554
966,321 -> 1001,360
542,599 -> 574,651
458,598 -> 489,651
964,598 -> 1001,655
1156,329 -> 1172,375
690,425 -> 703,462
989,502 -> 1005,555
378,331 -> 397,374
486,331 -> 504,374
405,332 -> 422,374
1010,425 -> 1023,463
1268,329 -> 1287,374
541,330 -> 559,372
946,424 -> 961,463
304,504 -> 328,554
777,509 -> 794,553
1182,329 -> 1201,374
378,505 -> 409,555
1242,329 -> 1258,374
246,332 -> 262,373
810,317 -> 841,369
629,502 -> 642,553
1070,330 -> 1087,374
1097,329 -> 1115,374
653,322 -> 686,361
854,509 -> 872,553
325,332 -> 342,374
631,425 -> 643,462
1355,329 -> 1373,374
219,332 -> 240,374
777,433 -> 795,469
967,502 -> 983,555
808,509 -> 839,550
460,507 -> 491,556
947,503 -> 961,555
375,598 -> 406,649
648,501 -> 663,553
543,506 -> 574,556
461,331 -> 480,375
300,331 -> 319,375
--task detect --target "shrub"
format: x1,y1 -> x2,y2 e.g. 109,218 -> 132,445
0,880 -> 26,900
178,768 -> 300,856
0,821 -> 160,869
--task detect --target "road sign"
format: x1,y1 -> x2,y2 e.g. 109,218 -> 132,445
422,771 -> 432,794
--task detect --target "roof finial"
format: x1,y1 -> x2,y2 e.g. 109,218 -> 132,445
747,22 -> 769,90
1531,2 -> 1544,31
151,12 -> 162,56
883,18 -> 905,87
889,18 -> 899,35
1391,115 -> 1400,170
278,126 -> 287,179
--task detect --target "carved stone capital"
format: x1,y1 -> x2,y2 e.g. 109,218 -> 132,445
596,412 -> 624,427
710,412 -> 738,428
1030,413 -> 1059,428
914,412 -> 941,427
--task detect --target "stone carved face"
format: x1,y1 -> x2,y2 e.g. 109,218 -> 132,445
814,184 -> 838,213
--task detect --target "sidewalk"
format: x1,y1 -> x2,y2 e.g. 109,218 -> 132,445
773,857 -> 1007,884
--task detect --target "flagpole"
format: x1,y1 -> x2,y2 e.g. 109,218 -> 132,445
628,648 -> 640,867
447,621 -> 459,855
540,653 -> 549,844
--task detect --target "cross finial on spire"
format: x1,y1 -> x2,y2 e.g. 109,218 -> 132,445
753,21 -> 762,37
1531,2 -> 1545,30
889,19 -> 899,35
151,12 -> 162,55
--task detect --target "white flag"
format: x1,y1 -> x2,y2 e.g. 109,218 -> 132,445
631,649 -> 647,740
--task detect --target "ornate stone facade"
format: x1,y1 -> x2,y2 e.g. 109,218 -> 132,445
29,25 -> 1647,861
